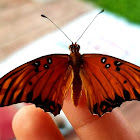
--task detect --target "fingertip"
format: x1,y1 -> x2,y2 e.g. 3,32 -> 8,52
63,91 -> 139,140
12,105 -> 64,140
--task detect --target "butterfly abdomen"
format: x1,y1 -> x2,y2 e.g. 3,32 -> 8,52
72,74 -> 82,106
70,50 -> 83,106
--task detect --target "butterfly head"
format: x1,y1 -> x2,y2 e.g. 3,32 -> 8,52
69,43 -> 80,53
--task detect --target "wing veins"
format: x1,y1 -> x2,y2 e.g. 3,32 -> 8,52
33,69 -> 55,98
0,65 -> 29,85
86,66 -> 113,103
0,67 -> 31,105
107,68 -> 137,100
49,74 -> 62,103
121,67 -> 139,86
8,69 -> 36,104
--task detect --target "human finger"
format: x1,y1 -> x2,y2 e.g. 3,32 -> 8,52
63,91 -> 139,140
12,105 -> 64,140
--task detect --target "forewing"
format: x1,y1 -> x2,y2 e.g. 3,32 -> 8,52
0,54 -> 73,116
81,54 -> 140,116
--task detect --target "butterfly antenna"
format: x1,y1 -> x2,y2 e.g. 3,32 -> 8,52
41,14 -> 73,43
76,9 -> 104,43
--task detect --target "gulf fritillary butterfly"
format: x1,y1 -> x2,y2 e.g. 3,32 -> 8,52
0,10 -> 140,117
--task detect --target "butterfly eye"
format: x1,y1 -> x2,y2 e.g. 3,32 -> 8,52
69,45 -> 74,52
69,45 -> 73,50
76,45 -> 80,49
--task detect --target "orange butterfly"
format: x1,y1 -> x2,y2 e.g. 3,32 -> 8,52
0,10 -> 140,117
0,42 -> 140,116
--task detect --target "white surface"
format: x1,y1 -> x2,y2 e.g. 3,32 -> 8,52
1,9 -> 140,76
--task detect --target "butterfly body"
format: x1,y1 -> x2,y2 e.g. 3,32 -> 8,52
69,43 -> 83,106
0,43 -> 140,117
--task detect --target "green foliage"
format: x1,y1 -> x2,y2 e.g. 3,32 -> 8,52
86,0 -> 140,24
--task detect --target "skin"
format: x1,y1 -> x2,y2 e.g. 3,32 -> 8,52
12,91 -> 139,140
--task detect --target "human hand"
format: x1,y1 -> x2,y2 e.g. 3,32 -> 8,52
12,92 -> 139,140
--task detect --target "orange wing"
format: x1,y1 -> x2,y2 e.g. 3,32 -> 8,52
80,54 -> 140,116
0,54 -> 73,116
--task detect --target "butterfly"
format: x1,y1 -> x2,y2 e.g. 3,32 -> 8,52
0,42 -> 140,117
0,10 -> 140,117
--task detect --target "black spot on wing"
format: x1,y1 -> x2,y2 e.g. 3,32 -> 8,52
114,61 -> 123,66
101,57 -> 106,63
33,61 -> 40,67
29,81 -> 32,85
105,64 -> 110,68
116,66 -> 120,71
124,80 -> 127,84
26,91 -> 34,102
123,90 -> 130,101
35,67 -> 39,72
33,61 -> 40,72
47,58 -> 52,64
33,95 -> 42,105
114,61 -> 123,71
44,64 -> 49,69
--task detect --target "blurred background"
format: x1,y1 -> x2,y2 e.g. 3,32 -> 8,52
0,0 -> 140,139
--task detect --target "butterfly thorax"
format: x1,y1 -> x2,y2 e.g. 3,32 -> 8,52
69,43 -> 83,106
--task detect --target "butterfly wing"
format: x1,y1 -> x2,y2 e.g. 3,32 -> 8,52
80,54 -> 140,116
0,54 -> 73,116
